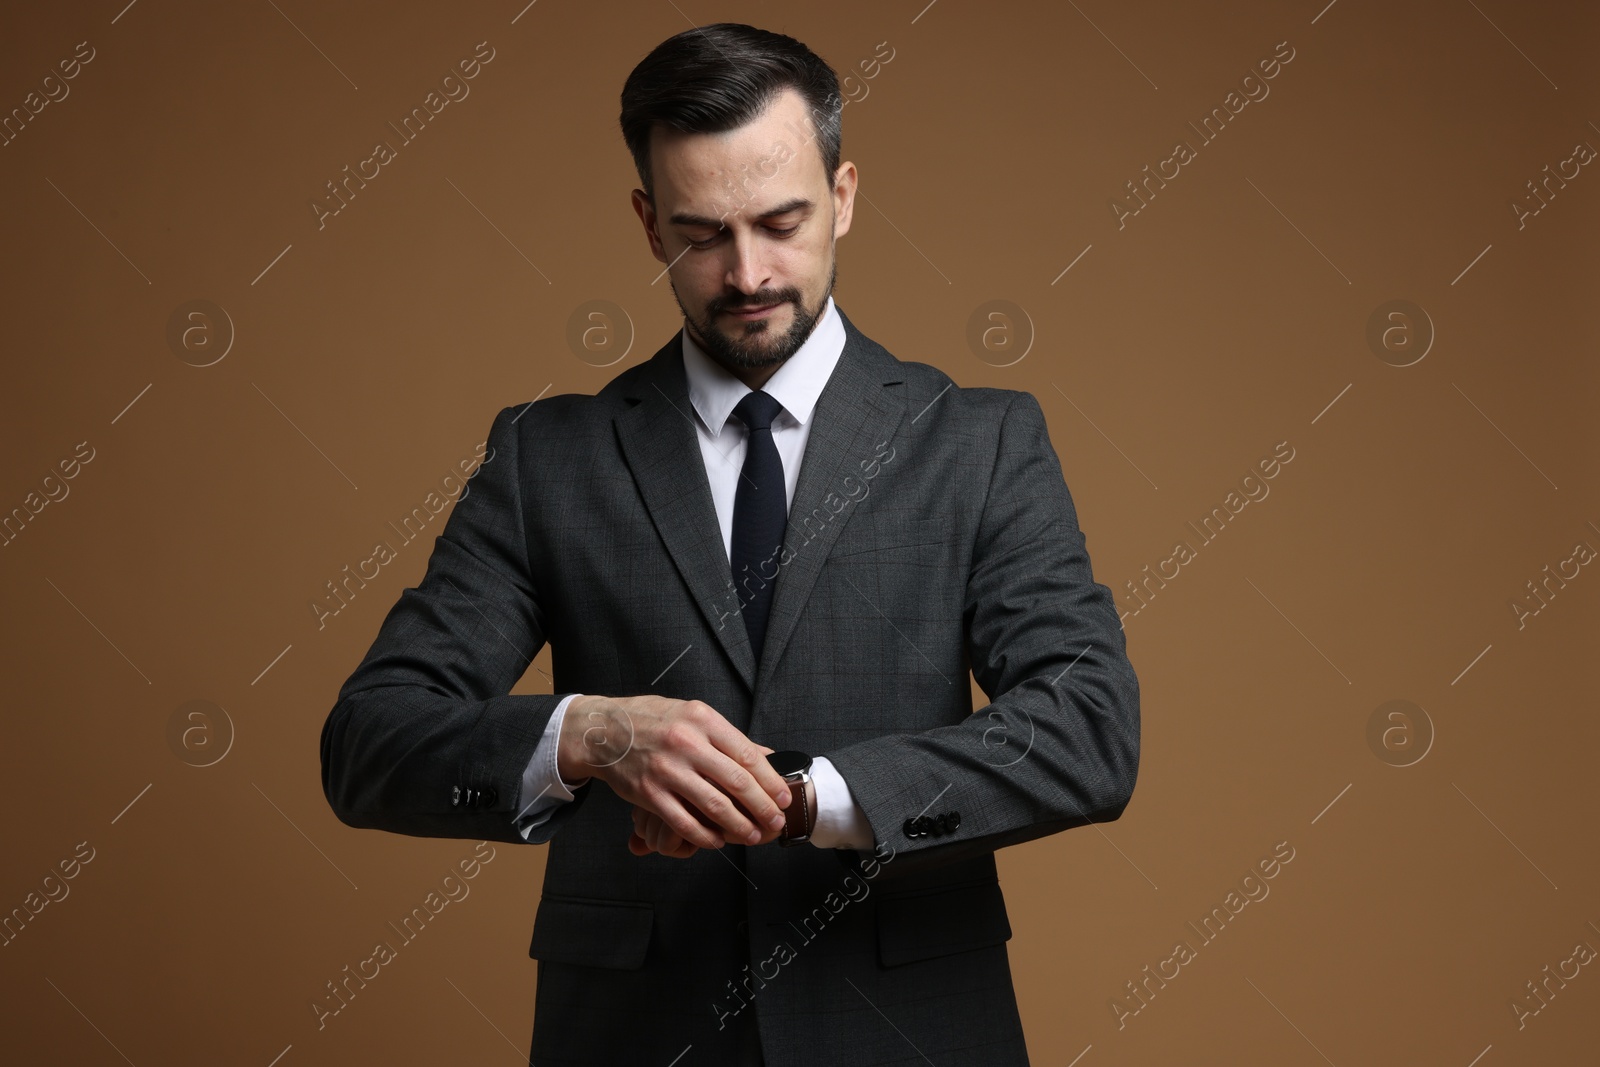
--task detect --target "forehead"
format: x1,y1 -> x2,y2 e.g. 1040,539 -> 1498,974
649,87 -> 825,218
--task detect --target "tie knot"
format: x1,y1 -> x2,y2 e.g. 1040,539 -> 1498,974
733,390 -> 784,433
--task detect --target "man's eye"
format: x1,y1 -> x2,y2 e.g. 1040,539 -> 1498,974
685,224 -> 799,249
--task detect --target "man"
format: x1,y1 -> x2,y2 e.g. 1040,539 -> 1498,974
321,22 -> 1139,1067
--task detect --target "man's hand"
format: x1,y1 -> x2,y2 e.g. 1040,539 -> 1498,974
628,757 -> 818,858
628,803 -> 709,858
559,694 -> 792,850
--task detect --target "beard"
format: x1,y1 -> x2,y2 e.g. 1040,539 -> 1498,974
674,259 -> 837,373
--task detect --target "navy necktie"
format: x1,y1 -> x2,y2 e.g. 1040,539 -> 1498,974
729,390 -> 787,662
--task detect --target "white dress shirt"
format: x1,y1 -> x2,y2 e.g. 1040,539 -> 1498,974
514,295 -> 875,850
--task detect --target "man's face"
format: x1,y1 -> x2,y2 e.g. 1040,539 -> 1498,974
631,87 -> 857,382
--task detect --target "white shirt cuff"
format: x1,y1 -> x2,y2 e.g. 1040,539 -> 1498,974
514,693 -> 585,841
807,755 -> 875,850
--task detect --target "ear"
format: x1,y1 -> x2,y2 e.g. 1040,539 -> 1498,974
631,189 -> 668,264
831,161 -> 858,240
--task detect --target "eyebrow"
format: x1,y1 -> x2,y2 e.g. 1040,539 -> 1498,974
669,196 -> 813,229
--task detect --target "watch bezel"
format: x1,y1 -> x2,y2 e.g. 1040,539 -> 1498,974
766,749 -> 812,779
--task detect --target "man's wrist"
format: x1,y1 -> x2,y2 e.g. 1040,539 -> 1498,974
556,694 -> 597,787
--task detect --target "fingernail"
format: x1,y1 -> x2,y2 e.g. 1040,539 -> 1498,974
747,829 -> 762,845
769,812 -> 786,830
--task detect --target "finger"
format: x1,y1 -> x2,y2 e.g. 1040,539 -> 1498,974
664,707 -> 790,825
655,819 -> 700,859
647,753 -> 764,844
645,815 -> 667,855
706,726 -> 792,812
667,767 -> 771,846
645,790 -> 725,851
630,819 -> 661,856
651,818 -> 694,859
690,744 -> 791,839
651,811 -> 690,856
635,809 -> 663,854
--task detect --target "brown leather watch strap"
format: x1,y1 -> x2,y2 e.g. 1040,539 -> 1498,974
766,751 -> 813,846
782,773 -> 812,845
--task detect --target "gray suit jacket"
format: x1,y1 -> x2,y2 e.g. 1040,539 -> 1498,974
320,306 -> 1140,1066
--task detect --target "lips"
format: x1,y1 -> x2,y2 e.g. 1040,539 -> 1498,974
725,302 -> 780,317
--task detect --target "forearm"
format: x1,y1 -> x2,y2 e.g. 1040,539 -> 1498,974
321,686 -> 571,843
822,632 -> 1138,877
319,403 -> 571,845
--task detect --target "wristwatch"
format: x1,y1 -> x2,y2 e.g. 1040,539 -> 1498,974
765,750 -> 813,847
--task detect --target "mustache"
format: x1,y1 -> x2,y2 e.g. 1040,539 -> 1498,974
714,293 -> 796,312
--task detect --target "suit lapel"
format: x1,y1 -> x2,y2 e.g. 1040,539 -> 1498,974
612,308 -> 907,696
614,330 -> 758,691
757,309 -> 907,697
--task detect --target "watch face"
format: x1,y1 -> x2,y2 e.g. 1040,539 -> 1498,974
766,749 -> 811,778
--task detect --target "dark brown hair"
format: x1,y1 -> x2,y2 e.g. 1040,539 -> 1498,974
619,22 -> 842,202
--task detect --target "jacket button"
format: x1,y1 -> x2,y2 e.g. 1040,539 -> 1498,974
934,812 -> 951,834
915,815 -> 934,836
453,785 -> 497,809
902,817 -> 921,839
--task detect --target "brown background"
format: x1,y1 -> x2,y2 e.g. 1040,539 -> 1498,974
2,0 -> 1596,1063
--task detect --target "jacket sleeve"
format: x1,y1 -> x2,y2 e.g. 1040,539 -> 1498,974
821,390 -> 1140,881
320,403 -> 593,844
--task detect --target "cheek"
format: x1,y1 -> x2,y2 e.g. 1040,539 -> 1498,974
675,256 -> 724,293
779,237 -> 827,278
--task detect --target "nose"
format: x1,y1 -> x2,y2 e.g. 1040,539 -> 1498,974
723,231 -> 772,298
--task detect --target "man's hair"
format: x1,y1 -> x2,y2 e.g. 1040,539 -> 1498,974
619,22 -> 842,204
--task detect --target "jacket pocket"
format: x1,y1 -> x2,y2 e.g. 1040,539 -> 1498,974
876,878 -> 1013,968
528,894 -> 653,970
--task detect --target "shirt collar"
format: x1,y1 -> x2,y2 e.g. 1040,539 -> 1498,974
681,294 -> 844,438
